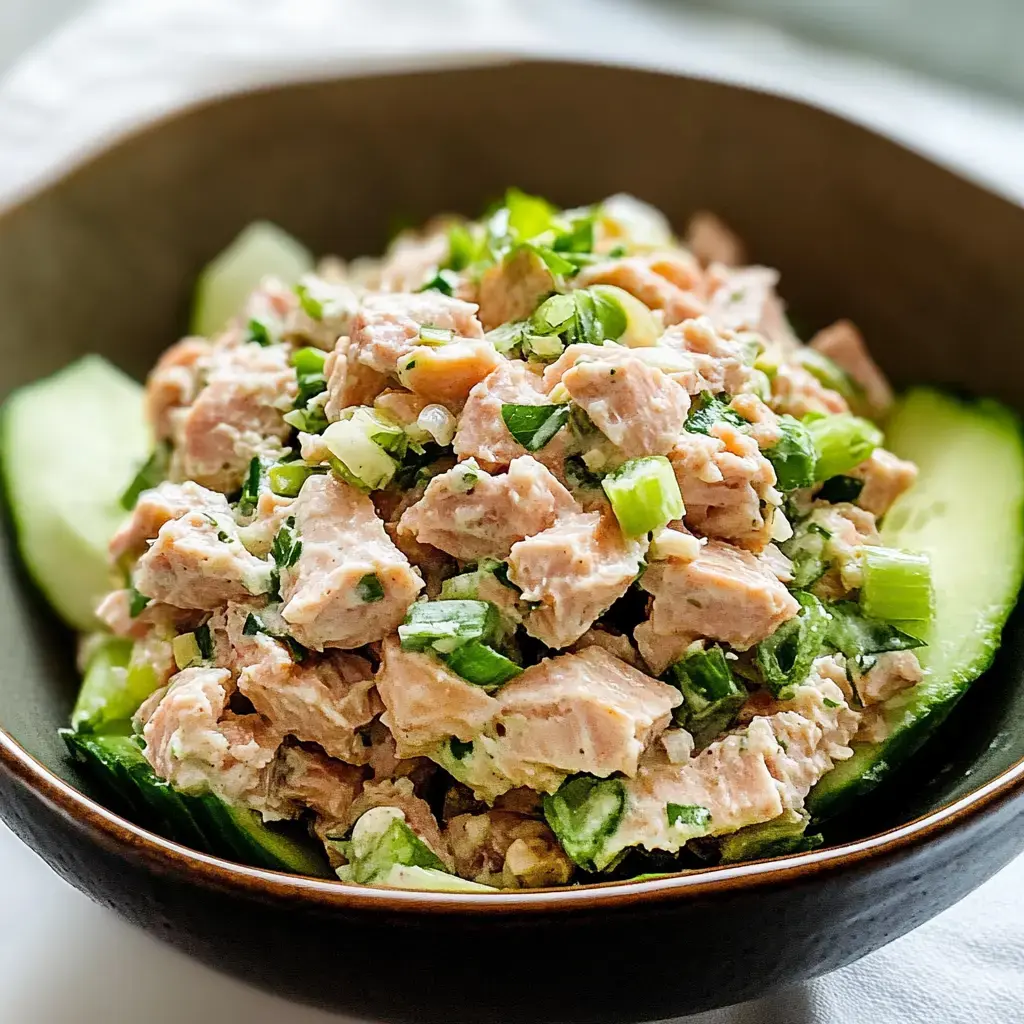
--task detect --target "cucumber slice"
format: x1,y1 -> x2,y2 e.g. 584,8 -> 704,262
71,636 -> 160,733
1,356 -> 149,630
809,389 -> 1024,819
191,221 -> 314,337
62,728 -> 331,877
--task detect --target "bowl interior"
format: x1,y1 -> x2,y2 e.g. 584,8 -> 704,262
2,60 -> 1024,861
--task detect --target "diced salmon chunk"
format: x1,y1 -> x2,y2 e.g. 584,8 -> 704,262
133,508 -> 273,611
378,222 -> 458,292
137,666 -> 281,804
848,448 -> 918,518
508,511 -> 647,648
769,364 -> 848,418
279,474 -> 423,650
657,316 -> 754,396
454,360 -> 568,473
635,540 -> 800,673
575,252 -> 706,325
685,211 -> 746,267
488,647 -> 680,792
325,291 -> 484,415
562,354 -> 689,457
669,424 -> 778,551
376,637 -> 500,758
169,342 -> 296,493
398,456 -> 579,561
705,264 -> 782,336
810,319 -> 893,416
476,247 -> 554,330
851,650 -> 923,706
601,667 -> 859,862
95,588 -> 200,640
145,337 -> 211,440
397,342 -> 503,410
110,480 -> 229,564
230,606 -> 381,764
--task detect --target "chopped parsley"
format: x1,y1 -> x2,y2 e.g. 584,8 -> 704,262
500,403 -> 570,452
238,457 -> 262,516
128,587 -> 150,618
356,573 -> 385,603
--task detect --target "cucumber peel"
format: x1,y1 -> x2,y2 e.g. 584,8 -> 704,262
809,389 -> 1024,819
1,356 -> 149,630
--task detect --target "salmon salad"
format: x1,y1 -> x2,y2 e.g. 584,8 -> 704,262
33,187 -> 1015,892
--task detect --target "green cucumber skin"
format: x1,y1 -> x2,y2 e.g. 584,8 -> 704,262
63,729 -> 330,877
809,390 -> 1024,821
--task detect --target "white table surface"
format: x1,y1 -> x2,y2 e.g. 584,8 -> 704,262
2,3 -> 1024,1022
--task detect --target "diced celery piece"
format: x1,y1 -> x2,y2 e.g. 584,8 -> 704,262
602,456 -> 683,537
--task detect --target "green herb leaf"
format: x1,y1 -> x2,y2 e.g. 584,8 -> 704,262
418,268 -> 460,296
443,640 -> 522,690
500,403 -> 570,452
765,415 -> 817,492
756,591 -> 830,697
120,443 -> 171,511
247,318 -> 274,347
817,475 -> 865,504
357,573 -> 385,603
238,457 -> 262,515
295,282 -> 324,320
194,624 -> 213,660
128,587 -> 150,618
666,803 -> 712,830
543,775 -> 626,872
241,612 -> 308,662
824,600 -> 924,659
685,392 -> 748,436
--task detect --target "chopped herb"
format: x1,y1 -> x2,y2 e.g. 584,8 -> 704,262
500,403 -> 571,452
666,803 -> 712,830
295,282 -> 324,320
780,516 -> 833,589
194,624 -> 213,660
357,573 -> 385,603
238,457 -> 262,515
247,318 -> 273,347
242,612 -> 262,636
269,462 -> 323,498
241,612 -> 308,662
418,268 -> 460,296
120,443 -> 171,511
756,591 -> 830,697
765,415 -> 817,492
824,600 -> 924,659
685,392 -> 748,436
446,224 -> 478,271
564,455 -> 605,490
450,737 -> 474,761
529,289 -> 626,347
823,697 -> 840,709
817,475 -> 865,504
443,640 -> 522,690
419,325 -> 454,346
128,587 -> 150,618
269,517 -> 302,600
667,644 -> 746,746
292,345 -> 328,408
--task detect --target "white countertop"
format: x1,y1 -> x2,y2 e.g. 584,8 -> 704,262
1,3 -> 1023,1022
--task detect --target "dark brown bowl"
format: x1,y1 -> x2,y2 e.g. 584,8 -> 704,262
2,60 -> 1024,1024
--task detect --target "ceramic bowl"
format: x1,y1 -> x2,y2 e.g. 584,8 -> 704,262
2,61 -> 1024,1024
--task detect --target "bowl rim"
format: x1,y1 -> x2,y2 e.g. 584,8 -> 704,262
4,725 -> 1024,912
2,60 -> 1023,914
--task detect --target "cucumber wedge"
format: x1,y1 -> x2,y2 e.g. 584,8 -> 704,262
809,389 -> 1024,819
71,636 -> 160,733
1,356 -> 149,630
63,729 -> 332,878
191,221 -> 313,337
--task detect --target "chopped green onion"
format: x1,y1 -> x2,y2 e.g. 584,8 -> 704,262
269,462 -> 322,497
667,644 -> 747,746
756,591 -> 830,697
418,268 -> 461,296
241,612 -> 308,662
247,318 -> 274,347
858,546 -> 933,623
824,600 -> 924,659
271,517 -> 302,571
398,600 -> 501,654
805,413 -> 882,482
356,573 -> 385,603
172,632 -> 203,671
543,775 -> 626,872
291,346 -> 327,376
238,457 -> 262,515
120,443 -> 171,511
294,282 -> 324,320
322,418 -> 397,491
779,518 -> 832,589
500,403 -> 570,452
718,810 -> 822,863
685,392 -> 747,436
195,623 -> 213,660
602,456 -> 683,537
339,808 -> 448,886
666,803 -> 712,832
283,404 -> 329,435
419,325 -> 454,346
128,587 -> 150,618
443,640 -> 522,690
816,475 -> 865,503
765,415 -> 817,491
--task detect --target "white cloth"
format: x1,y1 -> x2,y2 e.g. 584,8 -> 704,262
0,3 -> 1022,1022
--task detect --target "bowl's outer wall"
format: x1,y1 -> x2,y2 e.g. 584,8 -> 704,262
1,61 -> 1024,1022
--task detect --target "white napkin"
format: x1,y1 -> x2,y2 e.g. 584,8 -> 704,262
1,3 -> 1022,1022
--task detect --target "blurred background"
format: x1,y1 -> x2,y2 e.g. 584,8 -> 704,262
4,0 -> 1024,100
